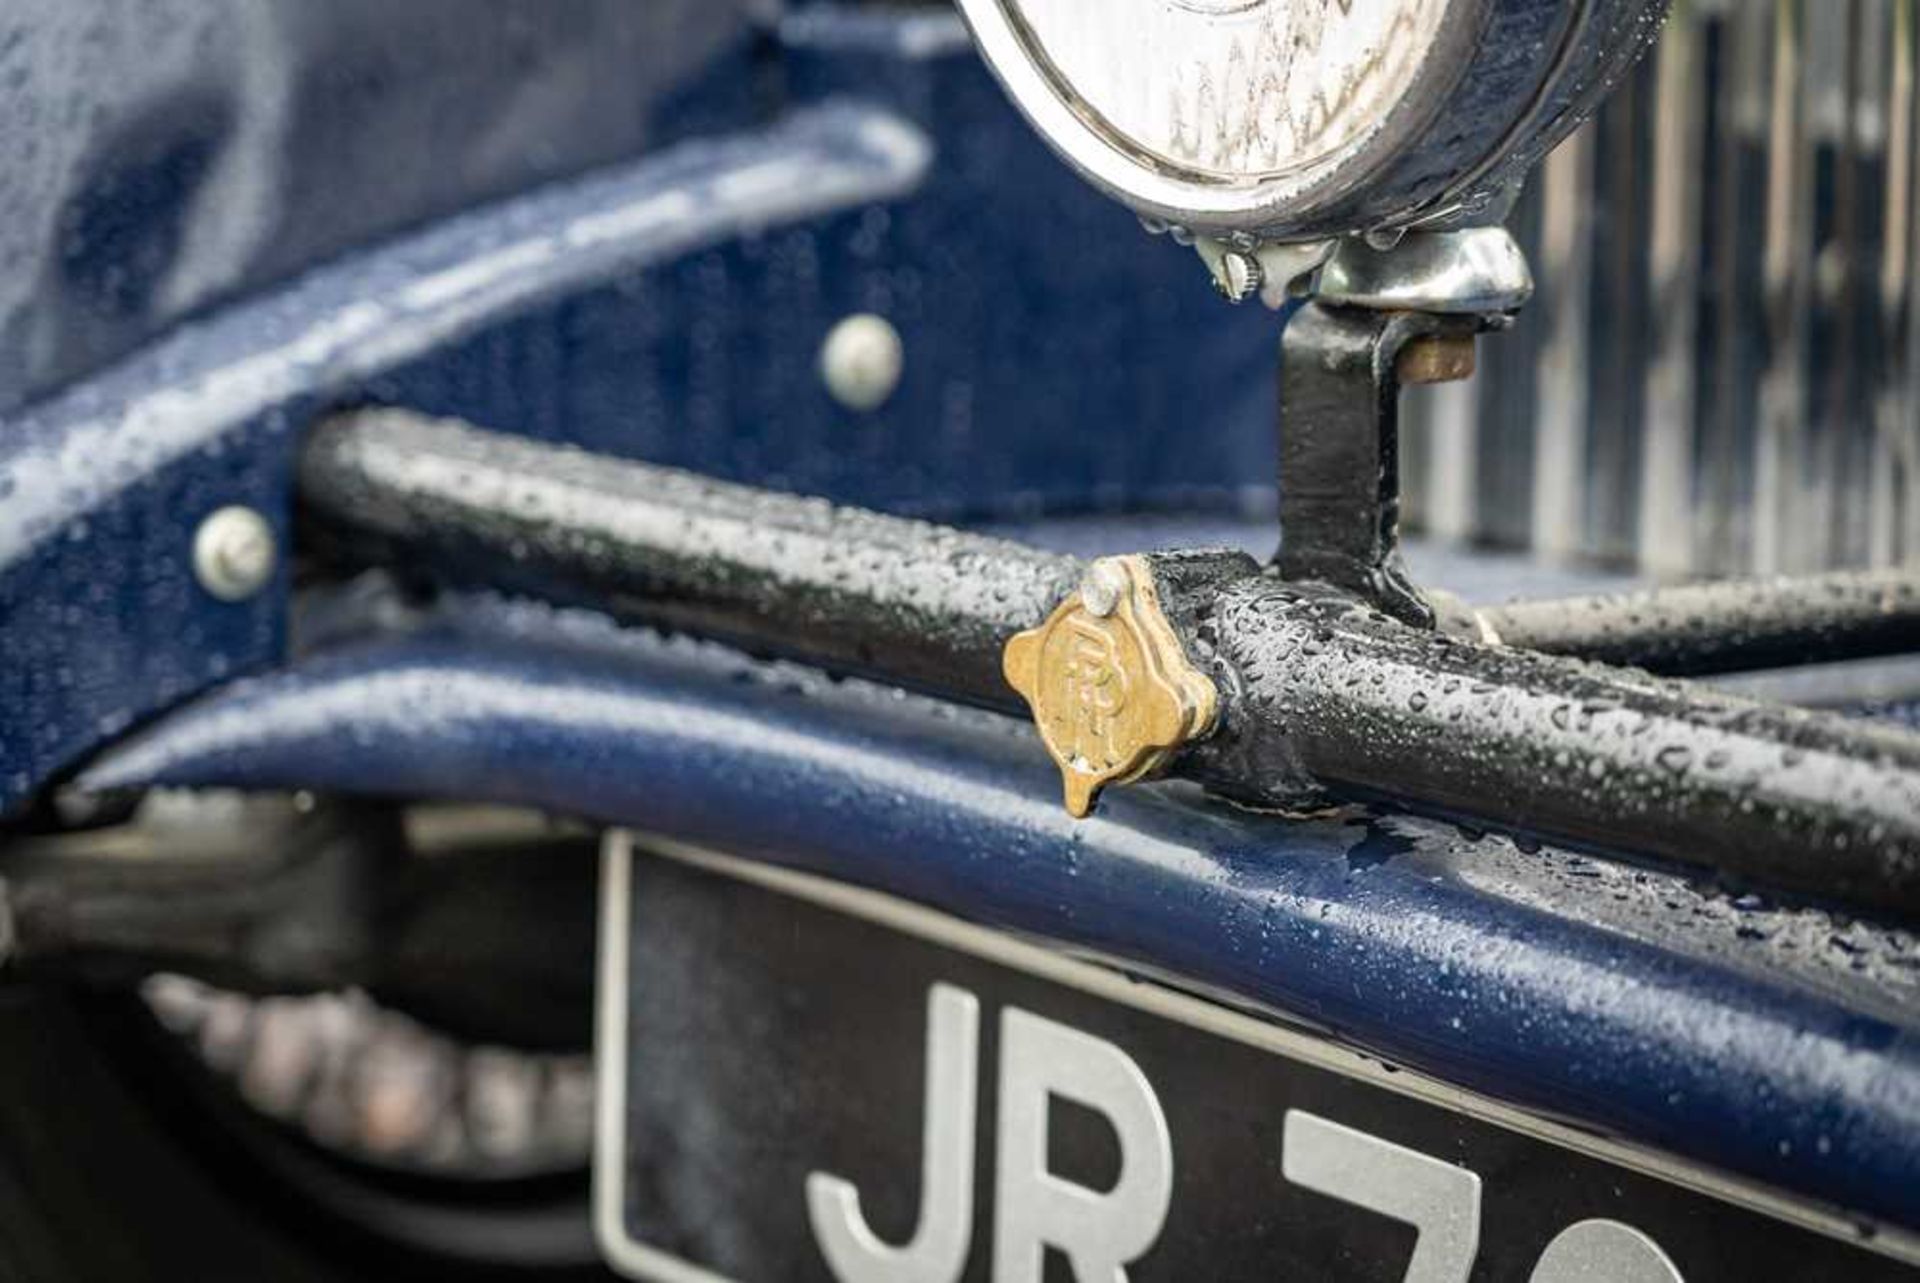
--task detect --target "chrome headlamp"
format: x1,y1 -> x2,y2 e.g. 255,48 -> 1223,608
954,0 -> 1671,243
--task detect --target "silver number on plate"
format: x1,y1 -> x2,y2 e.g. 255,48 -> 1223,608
1282,1109 -> 1483,1283
1528,1219 -> 1686,1283
807,983 -> 980,1283
993,1006 -> 1175,1283
804,987 -> 1684,1283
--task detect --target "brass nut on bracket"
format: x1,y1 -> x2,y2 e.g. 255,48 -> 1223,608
1003,555 -> 1219,817
1395,333 -> 1477,385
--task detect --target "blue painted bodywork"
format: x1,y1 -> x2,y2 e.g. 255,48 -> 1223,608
0,101 -> 930,811
80,593 -> 1920,1237
3,0 -> 1917,1250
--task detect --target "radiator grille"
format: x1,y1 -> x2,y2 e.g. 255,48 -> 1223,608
1403,0 -> 1920,577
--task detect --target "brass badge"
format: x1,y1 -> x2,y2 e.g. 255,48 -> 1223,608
1003,556 -> 1218,817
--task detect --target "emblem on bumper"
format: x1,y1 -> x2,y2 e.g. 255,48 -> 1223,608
1003,555 -> 1218,817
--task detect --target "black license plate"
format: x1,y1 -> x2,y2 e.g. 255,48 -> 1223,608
594,834 -> 1915,1281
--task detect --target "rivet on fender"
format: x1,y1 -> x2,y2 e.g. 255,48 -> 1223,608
1003,555 -> 1218,818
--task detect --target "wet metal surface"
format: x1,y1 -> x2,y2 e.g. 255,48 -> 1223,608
1276,303 -> 1450,628
75,594 -> 1920,1238
300,410 -> 1079,705
1483,568 -> 1920,675
1187,564 -> 1920,917
302,414 -> 1920,915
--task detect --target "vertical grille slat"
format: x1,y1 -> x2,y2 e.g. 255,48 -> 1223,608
1874,0 -> 1917,565
1641,5 -> 1708,576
